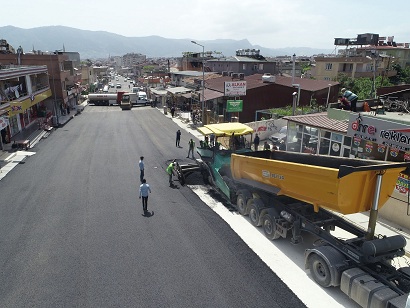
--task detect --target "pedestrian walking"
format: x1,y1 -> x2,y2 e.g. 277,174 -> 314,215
166,161 -> 176,186
139,179 -> 151,212
176,129 -> 181,147
253,134 -> 260,151
187,138 -> 195,159
171,105 -> 176,117
139,156 -> 144,183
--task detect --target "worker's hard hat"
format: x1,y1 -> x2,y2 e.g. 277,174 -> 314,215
341,88 -> 346,92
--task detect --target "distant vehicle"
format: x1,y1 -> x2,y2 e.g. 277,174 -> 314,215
137,91 -> 148,105
269,126 -> 287,145
88,93 -> 119,106
119,93 -> 132,110
262,73 -> 276,83
116,83 -> 121,88
103,85 -> 109,93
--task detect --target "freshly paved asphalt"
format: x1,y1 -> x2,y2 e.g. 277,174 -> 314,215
0,106 -> 306,307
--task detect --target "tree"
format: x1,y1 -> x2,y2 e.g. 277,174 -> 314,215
389,64 -> 410,85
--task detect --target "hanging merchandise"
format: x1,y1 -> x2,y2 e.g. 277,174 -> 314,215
404,152 -> 410,161
377,144 -> 386,153
353,136 -> 361,146
390,147 -> 399,158
365,141 -> 373,153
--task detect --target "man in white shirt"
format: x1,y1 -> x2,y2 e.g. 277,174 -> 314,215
139,179 -> 151,212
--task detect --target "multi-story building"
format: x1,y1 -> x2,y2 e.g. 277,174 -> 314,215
313,33 -> 408,81
122,53 -> 146,67
0,64 -> 51,148
0,42 -> 83,125
206,49 -> 277,76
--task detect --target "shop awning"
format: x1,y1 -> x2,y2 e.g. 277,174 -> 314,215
198,123 -> 254,137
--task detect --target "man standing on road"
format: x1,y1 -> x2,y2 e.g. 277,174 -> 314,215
166,161 -> 176,186
139,156 -> 145,183
139,179 -> 151,212
187,138 -> 195,159
176,129 -> 181,147
253,134 -> 260,151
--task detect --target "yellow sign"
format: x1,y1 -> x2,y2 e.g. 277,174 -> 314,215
9,89 -> 52,116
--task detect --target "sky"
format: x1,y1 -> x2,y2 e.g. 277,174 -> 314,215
2,0 -> 410,50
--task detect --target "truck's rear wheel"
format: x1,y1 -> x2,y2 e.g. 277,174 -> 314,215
237,194 -> 248,215
308,254 -> 332,287
248,198 -> 264,226
262,214 -> 281,240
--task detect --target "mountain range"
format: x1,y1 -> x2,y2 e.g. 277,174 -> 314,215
0,25 -> 333,60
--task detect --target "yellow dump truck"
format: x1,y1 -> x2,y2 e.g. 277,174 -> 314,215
176,123 -> 410,308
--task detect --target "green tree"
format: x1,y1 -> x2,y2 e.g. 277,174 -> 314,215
389,64 -> 410,84
143,65 -> 155,73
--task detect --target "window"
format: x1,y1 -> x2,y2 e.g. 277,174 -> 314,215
259,64 -> 264,70
243,64 -> 246,70
253,64 -> 257,71
325,63 -> 332,70
366,63 -> 373,72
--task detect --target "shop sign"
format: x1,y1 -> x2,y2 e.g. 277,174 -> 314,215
224,81 -> 246,97
227,100 -> 243,112
347,114 -> 410,151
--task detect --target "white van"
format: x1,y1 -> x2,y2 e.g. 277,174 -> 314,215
103,85 -> 109,93
138,91 -> 147,101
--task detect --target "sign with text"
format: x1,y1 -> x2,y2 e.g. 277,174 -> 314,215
224,81 -> 246,97
347,113 -> 410,151
227,100 -> 243,112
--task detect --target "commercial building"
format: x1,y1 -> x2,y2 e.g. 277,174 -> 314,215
0,64 -> 51,149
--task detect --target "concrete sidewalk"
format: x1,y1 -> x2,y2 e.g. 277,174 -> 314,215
0,101 -> 88,180
158,106 -> 410,256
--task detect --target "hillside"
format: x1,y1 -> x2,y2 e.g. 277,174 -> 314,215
0,25 -> 333,59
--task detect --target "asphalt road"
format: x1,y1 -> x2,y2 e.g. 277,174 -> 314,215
0,106 -> 306,307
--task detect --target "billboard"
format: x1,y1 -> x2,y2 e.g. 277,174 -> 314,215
347,113 -> 410,151
224,81 -> 246,97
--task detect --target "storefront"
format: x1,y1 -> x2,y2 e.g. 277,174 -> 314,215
282,111 -> 410,228
346,113 -> 410,162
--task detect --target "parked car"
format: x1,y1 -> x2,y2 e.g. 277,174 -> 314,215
116,83 -> 121,88
269,126 -> 287,145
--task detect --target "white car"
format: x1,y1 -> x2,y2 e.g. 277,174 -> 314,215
269,126 -> 287,145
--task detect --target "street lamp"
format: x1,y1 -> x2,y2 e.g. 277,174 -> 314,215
191,40 -> 205,125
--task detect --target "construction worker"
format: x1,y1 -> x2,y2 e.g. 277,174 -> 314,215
166,161 -> 176,186
187,138 -> 195,159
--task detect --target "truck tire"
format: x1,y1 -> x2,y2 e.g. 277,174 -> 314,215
308,254 -> 332,287
262,214 -> 281,240
236,190 -> 251,215
247,198 -> 264,227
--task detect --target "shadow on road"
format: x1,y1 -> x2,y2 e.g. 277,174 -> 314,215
142,210 -> 154,217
